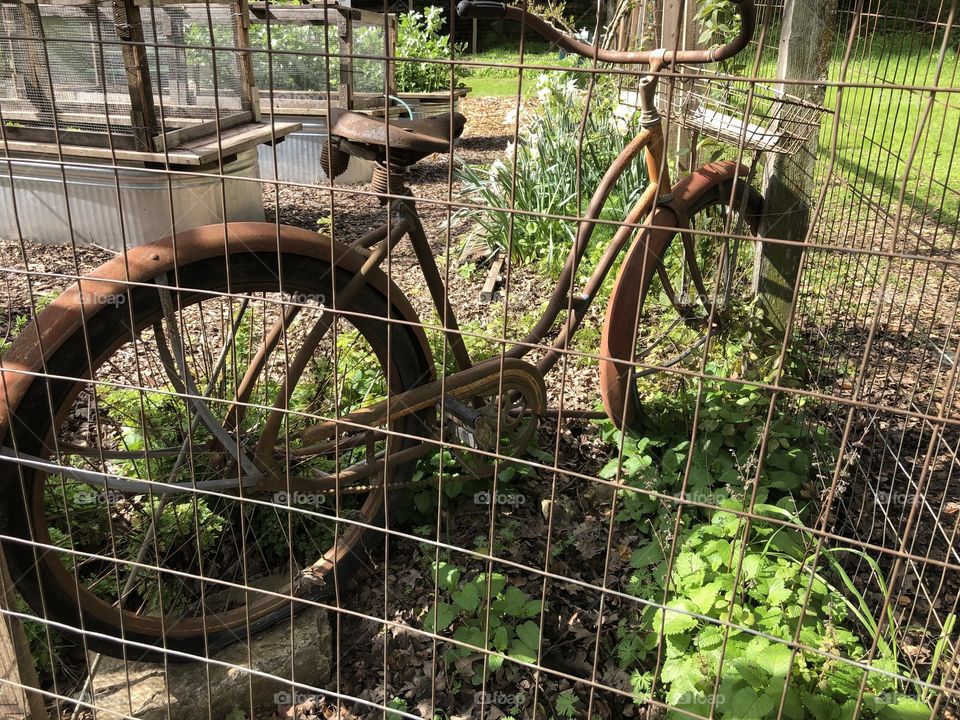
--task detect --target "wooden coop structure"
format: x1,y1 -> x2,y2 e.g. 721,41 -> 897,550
0,0 -> 299,164
249,1 -> 397,117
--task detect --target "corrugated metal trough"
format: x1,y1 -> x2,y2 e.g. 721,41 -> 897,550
0,150 -> 265,251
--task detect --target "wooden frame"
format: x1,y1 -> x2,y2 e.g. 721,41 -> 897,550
0,0 -> 262,153
248,1 -> 397,117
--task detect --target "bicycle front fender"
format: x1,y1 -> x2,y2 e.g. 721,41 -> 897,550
0,222 -> 434,444
599,161 -> 751,430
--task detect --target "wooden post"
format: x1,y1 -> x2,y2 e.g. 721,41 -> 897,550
383,13 -> 397,99
755,0 -> 837,338
337,7 -> 353,110
114,0 -> 160,151
234,0 -> 261,121
660,0 -> 697,174
15,1 -> 54,126
0,549 -> 46,719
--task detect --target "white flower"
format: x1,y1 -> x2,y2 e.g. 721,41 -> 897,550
491,158 -> 508,176
527,134 -> 540,160
612,104 -> 638,134
563,79 -> 578,100
536,86 -> 552,103
504,141 -> 516,160
504,107 -> 518,125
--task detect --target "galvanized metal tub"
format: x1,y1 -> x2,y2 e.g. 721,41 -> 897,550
258,117 -> 374,186
0,150 -> 265,251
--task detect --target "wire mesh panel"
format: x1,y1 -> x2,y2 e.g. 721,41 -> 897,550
250,2 -> 395,115
1,0 -> 960,718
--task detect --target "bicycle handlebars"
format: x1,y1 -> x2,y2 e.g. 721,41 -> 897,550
456,0 -> 756,66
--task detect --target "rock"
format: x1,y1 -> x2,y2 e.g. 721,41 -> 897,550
91,604 -> 331,720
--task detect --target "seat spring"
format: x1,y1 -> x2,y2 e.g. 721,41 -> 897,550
370,163 -> 408,199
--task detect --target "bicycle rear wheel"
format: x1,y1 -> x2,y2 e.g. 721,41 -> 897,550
1,249 -> 431,660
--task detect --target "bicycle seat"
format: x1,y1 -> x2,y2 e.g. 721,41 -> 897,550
328,108 -> 466,166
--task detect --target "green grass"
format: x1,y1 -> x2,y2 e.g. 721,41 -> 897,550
465,75 -> 538,97
463,41 -> 562,78
466,33 -> 959,237
822,33 -> 960,234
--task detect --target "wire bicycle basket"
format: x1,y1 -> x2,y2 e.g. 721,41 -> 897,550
649,67 -> 831,156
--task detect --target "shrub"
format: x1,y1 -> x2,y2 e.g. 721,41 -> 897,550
456,72 -> 649,274
395,7 -> 468,93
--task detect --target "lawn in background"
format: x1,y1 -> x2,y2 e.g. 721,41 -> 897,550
463,33 -> 959,232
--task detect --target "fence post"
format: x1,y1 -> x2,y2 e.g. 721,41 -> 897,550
660,0 -> 697,174
755,0 -> 837,338
0,550 -> 46,719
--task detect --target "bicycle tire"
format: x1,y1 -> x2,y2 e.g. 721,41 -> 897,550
600,167 -> 763,431
1,246 -> 432,662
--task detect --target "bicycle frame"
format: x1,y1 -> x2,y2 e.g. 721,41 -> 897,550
358,75 -> 670,382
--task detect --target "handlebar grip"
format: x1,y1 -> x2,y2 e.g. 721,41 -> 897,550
456,0 -> 508,20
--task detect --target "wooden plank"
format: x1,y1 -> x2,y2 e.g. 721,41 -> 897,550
248,4 -> 345,25
755,0 -> 838,337
0,107 -> 217,131
114,0 -> 160,151
179,119 -> 302,164
0,124 -> 140,150
0,120 -> 301,166
394,88 -> 470,100
0,95 -> 239,119
479,255 -> 504,304
0,546 -> 46,719
156,110 -> 253,150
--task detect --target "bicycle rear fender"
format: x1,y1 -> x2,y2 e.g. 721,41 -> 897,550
0,222 -> 434,442
599,161 -> 750,430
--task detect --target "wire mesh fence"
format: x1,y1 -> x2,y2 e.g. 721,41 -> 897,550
0,0 -> 957,718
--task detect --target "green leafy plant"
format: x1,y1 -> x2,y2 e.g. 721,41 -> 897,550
599,338 -> 934,718
694,0 -> 742,46
456,72 -> 649,276
621,503 -> 929,719
423,563 -> 542,685
554,689 -> 578,718
395,7 -> 467,93
386,696 -> 409,718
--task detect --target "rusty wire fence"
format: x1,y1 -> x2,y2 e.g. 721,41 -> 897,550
0,0 -> 958,718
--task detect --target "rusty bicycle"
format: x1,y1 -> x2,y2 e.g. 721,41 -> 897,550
0,0 -> 823,659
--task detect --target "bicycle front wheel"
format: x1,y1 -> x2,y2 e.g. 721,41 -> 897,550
601,173 -> 763,430
2,249 -> 432,661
